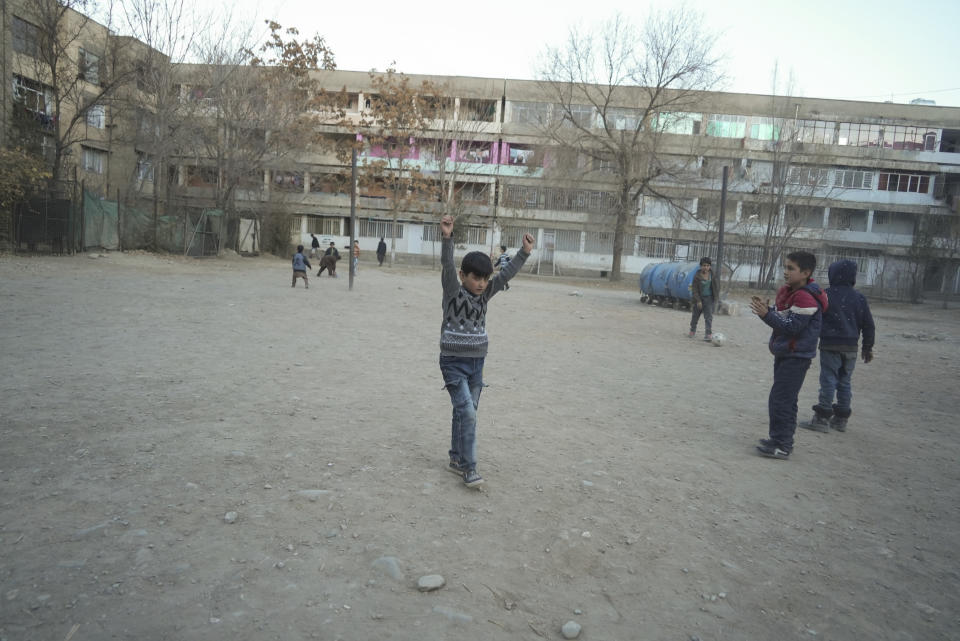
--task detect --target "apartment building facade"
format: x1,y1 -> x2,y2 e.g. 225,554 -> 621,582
4,0 -> 960,294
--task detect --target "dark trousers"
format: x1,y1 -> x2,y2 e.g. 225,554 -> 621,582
690,295 -> 714,334
768,356 -> 811,450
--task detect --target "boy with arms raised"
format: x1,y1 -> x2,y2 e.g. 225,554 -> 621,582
439,215 -> 534,487
750,251 -> 828,460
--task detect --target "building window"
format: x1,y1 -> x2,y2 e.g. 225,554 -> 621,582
565,104 -> 594,128
873,212 -> 889,226
13,16 -> 40,57
82,147 -> 106,174
605,108 -> 641,131
796,120 -> 837,145
13,75 -> 52,115
584,231 -> 615,253
305,216 -> 340,235
273,171 -> 304,192
512,102 -> 551,125
553,229 -> 581,251
706,114 -> 746,138
749,117 -> 784,141
656,112 -> 701,135
136,156 -> 154,181
358,218 -> 403,239
290,215 -> 304,234
878,173 -> 930,193
833,169 -> 874,190
459,99 -> 497,122
787,166 -> 829,187
501,226 -> 538,248
79,49 -> 101,85
86,104 -> 105,129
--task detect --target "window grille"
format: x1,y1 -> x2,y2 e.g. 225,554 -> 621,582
358,219 -> 404,239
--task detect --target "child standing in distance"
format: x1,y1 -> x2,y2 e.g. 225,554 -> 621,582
749,251 -> 828,460
352,240 -> 360,276
800,259 -> 875,433
439,215 -> 534,488
291,245 -> 311,289
495,245 -> 511,290
689,257 -> 715,341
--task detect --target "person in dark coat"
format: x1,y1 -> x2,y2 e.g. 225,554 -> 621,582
800,259 -> 875,433
376,237 -> 387,266
317,252 -> 339,277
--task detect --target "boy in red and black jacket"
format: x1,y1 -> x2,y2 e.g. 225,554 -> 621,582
750,251 -> 829,460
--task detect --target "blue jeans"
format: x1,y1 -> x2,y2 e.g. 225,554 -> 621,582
817,350 -> 857,413
439,355 -> 485,470
768,357 -> 811,450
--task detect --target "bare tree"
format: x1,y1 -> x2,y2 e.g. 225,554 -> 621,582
10,0 -> 135,192
538,8 -> 722,280
179,21 -> 337,252
349,67 -> 440,266
112,0 -> 214,248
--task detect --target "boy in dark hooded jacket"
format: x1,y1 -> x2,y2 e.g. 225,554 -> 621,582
750,251 -> 829,459
800,259 -> 875,433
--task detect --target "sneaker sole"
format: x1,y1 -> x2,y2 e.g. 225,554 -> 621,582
755,445 -> 790,460
446,464 -> 465,476
464,477 -> 485,488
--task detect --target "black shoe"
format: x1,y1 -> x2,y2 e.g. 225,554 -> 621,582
756,442 -> 791,459
829,416 -> 848,432
758,437 -> 777,448
799,414 -> 830,433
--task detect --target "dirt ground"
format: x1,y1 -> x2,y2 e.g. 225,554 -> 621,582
1,250 -> 958,641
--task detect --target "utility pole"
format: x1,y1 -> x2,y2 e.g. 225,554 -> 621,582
348,143 -> 357,291
717,166 -> 728,311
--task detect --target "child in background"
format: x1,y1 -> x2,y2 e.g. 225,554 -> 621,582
800,259 -> 875,433
292,245 -> 311,289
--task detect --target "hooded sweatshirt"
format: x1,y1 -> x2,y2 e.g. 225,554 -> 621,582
761,279 -> 829,359
819,259 -> 876,352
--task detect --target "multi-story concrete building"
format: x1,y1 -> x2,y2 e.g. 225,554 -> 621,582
5,0 -> 960,296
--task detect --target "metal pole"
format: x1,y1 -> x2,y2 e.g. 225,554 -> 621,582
717,166 -> 728,311
116,188 -> 122,252
349,145 -> 357,291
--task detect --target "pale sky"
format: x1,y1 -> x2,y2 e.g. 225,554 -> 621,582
194,0 -> 960,107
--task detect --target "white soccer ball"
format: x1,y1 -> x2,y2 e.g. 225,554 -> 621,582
711,332 -> 727,346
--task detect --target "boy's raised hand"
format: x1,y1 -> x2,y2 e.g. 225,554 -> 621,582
440,215 -> 454,238
749,295 -> 769,317
521,233 -> 535,253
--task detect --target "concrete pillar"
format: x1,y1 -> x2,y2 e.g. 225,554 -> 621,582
579,231 -> 586,253
778,204 -> 786,227
866,209 -> 874,233
304,171 -> 311,194
735,201 -> 743,223
822,207 -> 830,229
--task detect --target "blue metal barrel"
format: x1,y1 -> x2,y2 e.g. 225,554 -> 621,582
638,261 -> 699,308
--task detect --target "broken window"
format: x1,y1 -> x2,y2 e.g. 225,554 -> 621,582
79,49 -> 101,85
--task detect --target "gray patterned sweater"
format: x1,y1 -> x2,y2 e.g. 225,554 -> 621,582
439,237 -> 529,357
